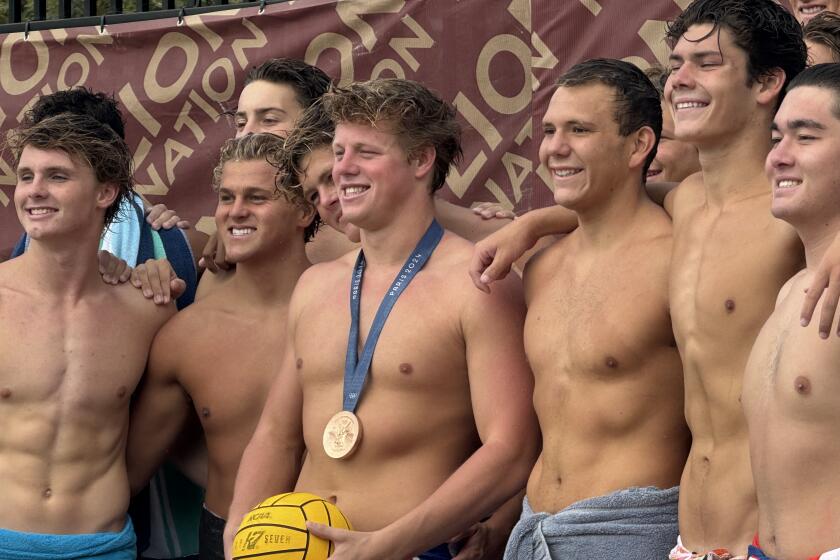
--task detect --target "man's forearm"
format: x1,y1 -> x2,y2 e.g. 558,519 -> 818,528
377,439 -> 534,558
433,198 -> 512,243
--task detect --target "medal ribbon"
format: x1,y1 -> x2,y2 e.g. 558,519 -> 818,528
343,219 -> 444,412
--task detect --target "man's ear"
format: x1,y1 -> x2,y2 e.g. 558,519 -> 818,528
411,145 -> 437,181
297,201 -> 318,231
628,126 -> 657,171
96,182 -> 119,210
755,68 -> 786,107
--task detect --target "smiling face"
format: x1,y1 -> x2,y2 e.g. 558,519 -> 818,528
539,83 -> 638,211
331,121 -> 423,231
234,80 -> 305,138
300,145 -> 361,242
647,99 -> 701,183
665,24 -> 761,146
793,0 -> 840,25
14,146 -> 115,241
214,159 -> 307,263
766,85 -> 840,227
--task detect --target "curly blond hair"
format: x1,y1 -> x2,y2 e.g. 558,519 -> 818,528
321,79 -> 462,193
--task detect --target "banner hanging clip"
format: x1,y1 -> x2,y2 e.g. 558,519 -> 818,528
99,14 -> 107,34
177,7 -> 187,25
23,20 -> 30,41
258,0 -> 266,14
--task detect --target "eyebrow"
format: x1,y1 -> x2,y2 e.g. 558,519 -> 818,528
17,165 -> 73,175
669,50 -> 723,63
218,186 -> 275,194
234,107 -> 288,117
772,119 -> 827,131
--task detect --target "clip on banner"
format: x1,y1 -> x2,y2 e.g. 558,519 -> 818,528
99,14 -> 107,34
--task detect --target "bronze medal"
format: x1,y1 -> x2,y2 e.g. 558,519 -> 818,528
322,410 -> 362,459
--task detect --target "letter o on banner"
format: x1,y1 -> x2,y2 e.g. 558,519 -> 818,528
0,32 -> 49,96
371,58 -> 405,80
144,32 -> 199,104
202,57 -> 235,102
58,52 -> 90,90
305,32 -> 354,86
476,34 -> 531,115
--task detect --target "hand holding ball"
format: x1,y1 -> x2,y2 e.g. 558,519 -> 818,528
232,492 -> 352,559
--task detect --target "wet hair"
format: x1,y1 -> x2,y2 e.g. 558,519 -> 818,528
321,78 -> 462,193
25,87 -> 125,140
245,58 -> 332,110
211,133 -> 318,243
557,58 -> 662,180
787,63 -> 840,119
644,64 -> 669,98
666,0 -> 806,104
804,12 -> 840,64
276,99 -> 335,235
7,113 -> 134,228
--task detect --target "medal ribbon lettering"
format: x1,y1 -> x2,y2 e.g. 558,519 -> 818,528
343,219 -> 444,412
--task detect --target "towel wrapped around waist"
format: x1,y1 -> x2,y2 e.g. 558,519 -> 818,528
504,486 -> 679,560
0,516 -> 136,559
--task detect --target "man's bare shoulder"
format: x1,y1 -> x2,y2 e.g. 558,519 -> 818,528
522,232 -> 573,285
666,171 -> 705,216
293,250 -> 357,308
110,281 -> 176,325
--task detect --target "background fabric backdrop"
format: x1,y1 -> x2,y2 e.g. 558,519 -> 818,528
0,0 -> 694,249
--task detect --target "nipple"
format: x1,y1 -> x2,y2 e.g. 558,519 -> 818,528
201,407 -> 211,418
794,376 -> 811,396
0,388 -> 11,399
399,363 -> 413,375
605,356 -> 619,369
725,299 -> 736,313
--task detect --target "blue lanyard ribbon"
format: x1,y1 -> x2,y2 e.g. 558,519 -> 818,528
343,219 -> 444,412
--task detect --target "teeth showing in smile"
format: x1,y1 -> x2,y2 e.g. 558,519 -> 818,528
777,180 -> 801,189
343,186 -> 368,195
647,169 -> 663,178
554,169 -> 582,178
675,101 -> 708,110
231,227 -> 255,237
801,6 -> 824,14
28,208 -> 56,215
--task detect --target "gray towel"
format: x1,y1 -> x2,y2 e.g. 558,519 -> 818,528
504,486 -> 679,560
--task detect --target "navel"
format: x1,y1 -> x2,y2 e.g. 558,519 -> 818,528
724,299 -> 736,313
296,358 -> 304,369
399,363 -> 413,375
605,356 -> 619,369
43,487 -> 52,499
201,407 -> 211,418
0,388 -> 11,399
794,376 -> 811,396
116,386 -> 127,398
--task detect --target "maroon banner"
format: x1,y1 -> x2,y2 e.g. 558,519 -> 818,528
3,0 -> 790,251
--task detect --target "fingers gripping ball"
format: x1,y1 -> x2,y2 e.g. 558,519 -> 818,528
232,492 -> 352,559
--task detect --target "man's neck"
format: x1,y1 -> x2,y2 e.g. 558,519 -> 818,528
574,176 -> 649,250
797,218 -> 840,272
230,241 -> 311,305
697,120 -> 773,206
24,234 -> 104,301
359,197 -> 437,268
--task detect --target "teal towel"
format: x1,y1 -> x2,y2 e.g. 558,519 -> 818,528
0,516 -> 136,559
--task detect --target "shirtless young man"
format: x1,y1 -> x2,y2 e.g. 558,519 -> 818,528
0,113 -> 174,558
224,78 -> 539,560
743,63 -> 840,560
503,59 -> 689,560
126,132 -> 316,560
471,2 -> 812,557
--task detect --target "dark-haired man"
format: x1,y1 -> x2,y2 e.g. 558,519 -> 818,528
743,63 -> 840,560
0,113 -> 174,558
225,79 -> 539,560
127,133 -> 316,560
503,59 -> 689,560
